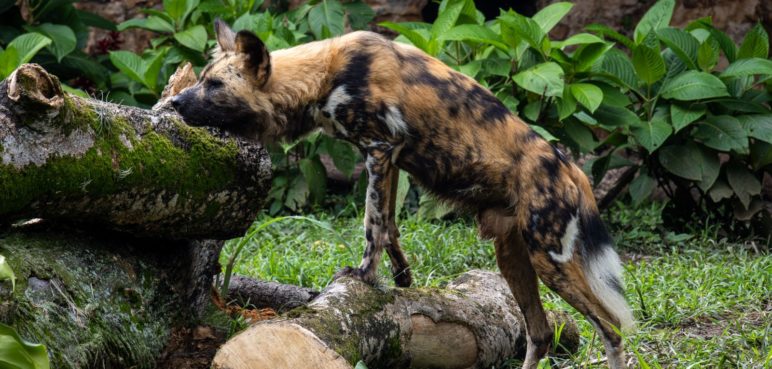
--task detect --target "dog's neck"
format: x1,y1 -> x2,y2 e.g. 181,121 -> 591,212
265,39 -> 341,142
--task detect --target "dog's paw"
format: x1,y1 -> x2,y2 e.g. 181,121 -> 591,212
333,266 -> 375,285
393,268 -> 412,288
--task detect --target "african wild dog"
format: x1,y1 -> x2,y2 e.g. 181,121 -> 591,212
171,20 -> 635,368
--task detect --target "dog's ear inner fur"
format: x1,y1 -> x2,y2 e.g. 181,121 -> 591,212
236,30 -> 271,86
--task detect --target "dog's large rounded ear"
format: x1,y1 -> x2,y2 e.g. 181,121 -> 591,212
235,30 -> 271,87
214,19 -> 236,52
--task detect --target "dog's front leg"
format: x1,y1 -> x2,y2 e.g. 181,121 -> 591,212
334,143 -> 401,285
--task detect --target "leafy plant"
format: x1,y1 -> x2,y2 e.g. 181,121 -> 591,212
383,0 -> 771,228
0,323 -> 51,369
0,257 -> 49,369
0,254 -> 15,291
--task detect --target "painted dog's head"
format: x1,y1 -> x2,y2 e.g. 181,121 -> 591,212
171,20 -> 279,140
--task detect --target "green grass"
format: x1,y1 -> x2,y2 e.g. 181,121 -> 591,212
222,203 -> 771,368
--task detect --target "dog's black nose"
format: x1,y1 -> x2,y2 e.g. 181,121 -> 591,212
171,96 -> 182,110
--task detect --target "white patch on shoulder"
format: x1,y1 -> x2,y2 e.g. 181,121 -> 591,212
383,105 -> 409,136
323,85 -> 350,117
549,214 -> 579,263
320,85 -> 351,136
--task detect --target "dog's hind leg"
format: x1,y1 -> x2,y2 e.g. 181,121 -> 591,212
479,209 -> 553,369
523,199 -> 633,369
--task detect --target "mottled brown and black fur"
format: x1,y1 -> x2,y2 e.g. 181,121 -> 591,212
172,21 -> 635,368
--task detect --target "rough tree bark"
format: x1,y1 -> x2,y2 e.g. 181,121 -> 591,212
0,222 -> 226,369
0,63 -> 270,369
0,64 -> 271,239
214,271 -> 580,369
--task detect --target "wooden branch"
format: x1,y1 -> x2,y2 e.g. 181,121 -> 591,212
227,275 -> 319,313
213,270 -> 580,369
0,64 -> 271,239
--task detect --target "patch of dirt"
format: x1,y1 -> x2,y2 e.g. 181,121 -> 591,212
153,326 -> 226,369
673,302 -> 771,340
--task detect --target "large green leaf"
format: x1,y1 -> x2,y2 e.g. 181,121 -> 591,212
557,33 -> 604,48
599,48 -> 638,89
564,119 -> 597,152
670,103 -> 706,132
632,117 -> 672,152
440,24 -> 508,51
726,164 -> 761,209
634,0 -> 675,44
0,46 -> 19,80
8,33 -> 52,65
737,23 -> 769,60
736,114 -> 772,144
658,144 -> 702,180
118,16 -> 175,33
721,58 -> 772,78
174,25 -> 207,52
585,23 -> 635,49
629,171 -> 656,206
323,138 -> 359,178
30,23 -> 76,62
512,62 -> 564,97
394,170 -> 410,220
656,27 -> 698,69
497,11 -> 545,51
299,156 -> 327,204
632,43 -> 666,85
573,42 -> 613,72
309,0 -> 345,39
696,145 -> 720,191
163,0 -> 199,24
697,37 -> 719,71
379,22 -> 429,51
570,83 -> 603,113
0,255 -> 14,292
109,51 -> 146,85
0,323 -> 50,369
660,70 -> 729,100
593,104 -> 640,128
693,115 -> 748,152
431,0 -> 465,41
343,1 -> 375,31
531,2 -> 573,34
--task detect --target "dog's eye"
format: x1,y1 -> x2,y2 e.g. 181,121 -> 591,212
206,79 -> 224,90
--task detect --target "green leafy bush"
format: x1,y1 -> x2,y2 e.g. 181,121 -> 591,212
384,0 -> 770,228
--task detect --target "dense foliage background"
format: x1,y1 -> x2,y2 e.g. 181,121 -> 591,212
0,0 -> 769,228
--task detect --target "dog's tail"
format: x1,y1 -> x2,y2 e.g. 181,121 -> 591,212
577,205 -> 635,332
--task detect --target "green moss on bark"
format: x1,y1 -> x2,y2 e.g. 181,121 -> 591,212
0,231 -> 186,369
0,100 -> 240,215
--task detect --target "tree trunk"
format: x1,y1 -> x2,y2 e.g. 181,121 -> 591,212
0,222 -> 226,369
0,63 -> 271,239
213,271 -> 580,369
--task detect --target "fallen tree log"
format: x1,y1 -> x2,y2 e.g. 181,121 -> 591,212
0,64 -> 270,239
213,270 -> 580,369
227,275 -> 319,313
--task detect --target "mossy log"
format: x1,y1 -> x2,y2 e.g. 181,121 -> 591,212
0,64 -> 270,239
0,223 -> 227,369
213,270 -> 580,369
